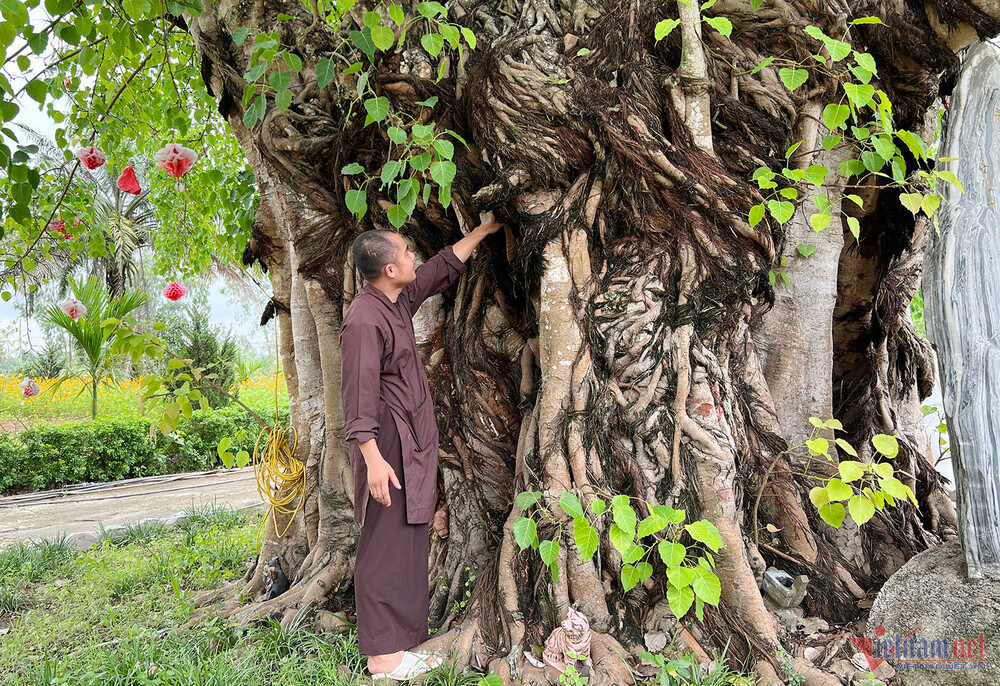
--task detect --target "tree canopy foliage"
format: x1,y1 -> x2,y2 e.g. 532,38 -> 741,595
0,0 -> 257,298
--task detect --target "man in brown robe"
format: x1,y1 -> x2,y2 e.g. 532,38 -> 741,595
340,215 -> 500,678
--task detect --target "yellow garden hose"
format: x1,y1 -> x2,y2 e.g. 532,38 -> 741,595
252,312 -> 305,541
253,422 -> 303,539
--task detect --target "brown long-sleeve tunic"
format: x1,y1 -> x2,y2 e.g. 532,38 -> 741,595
340,245 -> 467,526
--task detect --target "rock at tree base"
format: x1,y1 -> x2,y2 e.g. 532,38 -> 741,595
868,540 -> 1000,685
65,531 -> 97,551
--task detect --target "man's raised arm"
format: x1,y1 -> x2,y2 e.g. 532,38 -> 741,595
399,212 -> 502,310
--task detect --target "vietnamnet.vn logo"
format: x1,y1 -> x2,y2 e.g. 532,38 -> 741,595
850,624 -> 987,671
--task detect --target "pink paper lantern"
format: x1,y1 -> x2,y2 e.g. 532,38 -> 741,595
154,144 -> 198,191
60,298 -> 87,320
163,282 -> 187,301
117,166 -> 142,195
75,146 -> 106,170
19,378 -> 40,399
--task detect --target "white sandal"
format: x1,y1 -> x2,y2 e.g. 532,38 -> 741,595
370,651 -> 441,681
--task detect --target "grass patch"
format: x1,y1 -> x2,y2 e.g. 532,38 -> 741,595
98,519 -> 168,548
0,507 -> 490,686
0,506 -> 756,686
0,508 -> 260,684
0,504 -> 498,686
0,537 -> 78,583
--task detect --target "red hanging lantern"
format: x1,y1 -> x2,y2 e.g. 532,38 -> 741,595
154,144 -> 198,191
117,166 -> 142,195
163,282 -> 187,301
75,146 -> 106,170
49,219 -> 71,240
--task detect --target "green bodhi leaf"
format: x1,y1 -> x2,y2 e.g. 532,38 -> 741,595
872,433 -> 899,458
684,520 -> 723,552
655,18 -> 680,41
691,566 -> 721,605
386,204 -> 407,228
835,438 -> 859,457
667,583 -> 695,618
703,16 -> 732,39
539,539 -> 560,566
809,486 -> 829,508
848,494 -> 876,525
559,491 -> 585,518
345,188 -> 367,216
826,478 -> 853,502
838,460 -> 866,483
513,516 -> 538,551
515,490 -> 541,510
767,200 -> 794,224
573,517 -> 599,560
779,67 -> 808,91
658,540 -> 686,568
819,502 -> 846,528
621,564 -> 641,592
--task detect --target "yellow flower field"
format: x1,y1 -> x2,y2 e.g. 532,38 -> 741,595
1,374 -> 289,429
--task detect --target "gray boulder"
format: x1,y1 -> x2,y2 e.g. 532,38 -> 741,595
65,531 -> 98,551
163,512 -> 189,529
869,540 -> 1000,685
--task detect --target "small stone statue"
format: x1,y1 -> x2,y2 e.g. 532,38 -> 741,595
761,567 -> 808,632
543,607 -> 592,674
263,557 -> 290,600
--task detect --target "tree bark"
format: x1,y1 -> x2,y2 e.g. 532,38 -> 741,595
182,0 -> 1000,680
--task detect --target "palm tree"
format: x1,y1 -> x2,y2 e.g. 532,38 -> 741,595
41,276 -> 148,418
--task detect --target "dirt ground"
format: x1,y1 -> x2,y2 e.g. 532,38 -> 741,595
0,467 -> 261,547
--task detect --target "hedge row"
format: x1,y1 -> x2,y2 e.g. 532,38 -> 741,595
0,406 -> 289,493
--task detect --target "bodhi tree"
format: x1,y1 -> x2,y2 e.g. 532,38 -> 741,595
2,0 -> 999,682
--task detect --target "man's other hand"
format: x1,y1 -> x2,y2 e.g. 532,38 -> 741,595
368,457 -> 401,507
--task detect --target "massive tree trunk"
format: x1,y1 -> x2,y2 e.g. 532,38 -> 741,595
183,0 -> 999,681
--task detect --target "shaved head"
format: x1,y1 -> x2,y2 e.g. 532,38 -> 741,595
352,229 -> 399,281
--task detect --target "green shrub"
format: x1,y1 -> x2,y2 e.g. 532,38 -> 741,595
17,415 -> 162,489
0,433 -> 30,492
0,404 -> 286,493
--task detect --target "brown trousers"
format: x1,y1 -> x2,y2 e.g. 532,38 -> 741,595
354,410 -> 430,656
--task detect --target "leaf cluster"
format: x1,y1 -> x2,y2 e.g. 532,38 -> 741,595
513,490 -> 725,621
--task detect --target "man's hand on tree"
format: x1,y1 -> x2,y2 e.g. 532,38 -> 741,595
367,456 -> 401,507
453,212 -> 503,262
478,211 -> 502,235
